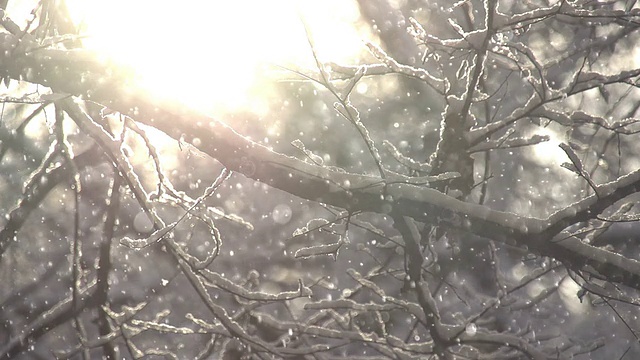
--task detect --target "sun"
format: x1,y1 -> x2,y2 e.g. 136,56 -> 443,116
61,0 -> 366,118
531,126 -> 569,167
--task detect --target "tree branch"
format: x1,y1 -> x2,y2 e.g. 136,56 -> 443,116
3,31 -> 640,290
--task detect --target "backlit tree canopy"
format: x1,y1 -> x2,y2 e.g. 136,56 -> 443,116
2,0 -> 640,359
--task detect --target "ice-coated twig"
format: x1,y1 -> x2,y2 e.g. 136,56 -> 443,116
120,222 -> 177,249
201,270 -> 312,301
342,65 -> 366,98
532,106 -> 640,134
559,142 -> 601,197
158,184 -> 253,230
334,44 -> 445,93
185,313 -> 225,333
295,240 -> 342,259
334,99 -> 387,179
366,41 -> 435,79
457,331 -> 549,360
246,311 -> 434,355
291,138 -> 324,165
122,117 -> 167,197
159,168 -> 230,265
560,6 -> 640,23
383,169 -> 460,186
567,68 -> 640,96
501,41 -> 549,97
304,298 -> 403,312
21,137 -> 58,193
301,22 -> 387,180
447,17 -> 488,50
492,2 -> 562,29
470,68 -> 640,145
129,319 -> 207,335
468,132 -> 549,152
173,248 -> 285,357
467,91 -> 538,144
121,166 -> 228,254
60,98 -> 165,231
290,217 -> 331,239
382,140 -> 432,173
409,16 -> 473,49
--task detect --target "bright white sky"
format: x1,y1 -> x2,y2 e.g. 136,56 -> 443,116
0,0 -> 373,151
55,0 -> 367,117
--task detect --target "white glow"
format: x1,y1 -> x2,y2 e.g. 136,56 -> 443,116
64,0 -> 366,117
558,276 -> 591,314
531,127 -> 567,166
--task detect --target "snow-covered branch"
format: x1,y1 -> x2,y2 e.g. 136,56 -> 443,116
3,28 -> 640,290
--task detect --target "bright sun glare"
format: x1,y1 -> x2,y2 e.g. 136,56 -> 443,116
62,0 -> 365,117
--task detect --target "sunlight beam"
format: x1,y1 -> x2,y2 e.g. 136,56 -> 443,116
64,0 -> 366,117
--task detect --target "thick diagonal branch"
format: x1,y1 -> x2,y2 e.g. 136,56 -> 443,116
2,32 -> 640,290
